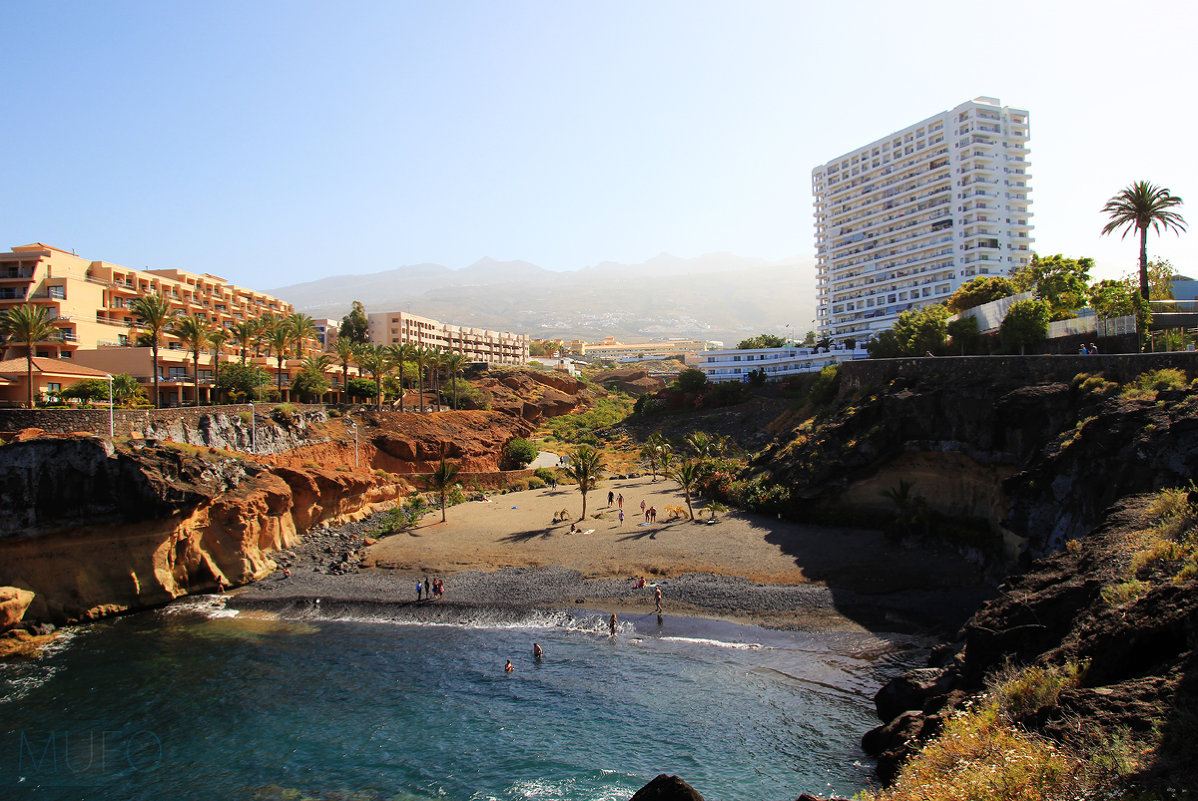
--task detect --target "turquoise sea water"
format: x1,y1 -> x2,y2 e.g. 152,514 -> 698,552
0,599 -> 922,801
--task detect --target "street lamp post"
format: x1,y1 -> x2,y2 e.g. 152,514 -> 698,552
347,420 -> 359,469
104,373 -> 114,438
248,401 -> 255,454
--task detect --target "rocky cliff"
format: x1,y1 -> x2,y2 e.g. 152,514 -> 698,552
753,363 -> 1198,793
0,435 -> 402,626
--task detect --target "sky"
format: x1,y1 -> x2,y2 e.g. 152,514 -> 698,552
3,0 -> 1197,292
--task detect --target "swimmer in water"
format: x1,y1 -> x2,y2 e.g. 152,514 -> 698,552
609,613 -> 618,637
505,659 -> 514,672
533,642 -> 543,659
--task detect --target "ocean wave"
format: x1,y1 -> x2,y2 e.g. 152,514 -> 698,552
656,635 -> 763,650
162,594 -> 240,619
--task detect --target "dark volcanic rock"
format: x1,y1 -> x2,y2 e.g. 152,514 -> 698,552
629,774 -> 705,801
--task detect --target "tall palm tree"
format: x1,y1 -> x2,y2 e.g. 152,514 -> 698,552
1101,181 -> 1188,301
172,314 -> 213,407
296,353 -> 333,402
355,344 -> 388,410
285,312 -> 318,358
684,431 -> 714,460
563,444 -> 605,522
335,337 -> 357,398
428,348 -> 447,408
0,304 -> 63,408
384,343 -> 410,412
207,328 -> 230,401
231,319 -> 257,364
254,313 -> 278,358
266,325 -> 292,396
426,455 -> 461,523
666,458 -> 710,522
129,293 -> 173,408
442,352 -> 468,409
414,346 -> 430,413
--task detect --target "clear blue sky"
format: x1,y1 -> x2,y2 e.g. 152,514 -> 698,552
3,0 -> 1195,291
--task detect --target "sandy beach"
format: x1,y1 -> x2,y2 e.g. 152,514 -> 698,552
234,475 -> 992,633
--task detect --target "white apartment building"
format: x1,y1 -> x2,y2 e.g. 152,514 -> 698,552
698,344 -> 869,384
366,310 -> 529,365
812,97 -> 1033,345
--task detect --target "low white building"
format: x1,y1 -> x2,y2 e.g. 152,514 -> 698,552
698,345 -> 870,383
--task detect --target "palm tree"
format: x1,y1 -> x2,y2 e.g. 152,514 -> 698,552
426,455 -> 461,523
254,313 -> 278,358
172,314 -> 213,407
414,346 -> 430,413
666,458 -> 710,522
384,343 -> 410,411
355,344 -> 388,410
684,431 -> 714,460
207,328 -> 230,401
0,304 -> 63,407
266,325 -> 292,396
231,319 -> 257,364
639,432 -> 670,482
285,312 -> 318,358
335,337 -> 357,399
129,294 -> 173,408
442,352 -> 469,409
295,353 -> 333,402
1101,181 -> 1188,301
428,348 -> 447,408
563,444 -> 605,521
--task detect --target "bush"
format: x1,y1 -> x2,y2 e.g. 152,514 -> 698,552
238,409 -> 253,425
509,479 -> 529,492
271,403 -> 296,423
503,437 -> 538,468
673,368 -> 708,393
526,476 -> 545,489
327,409 -> 341,418
1123,368 -> 1187,399
534,467 -> 558,483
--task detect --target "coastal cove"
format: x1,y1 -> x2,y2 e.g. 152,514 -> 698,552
0,597 -> 927,801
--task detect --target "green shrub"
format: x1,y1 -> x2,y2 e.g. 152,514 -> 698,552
271,403 -> 296,423
327,409 -> 341,418
526,476 -> 545,489
1122,368 -> 1188,399
503,437 -> 538,468
509,479 -> 529,492
238,410 -> 253,425
1101,578 -> 1149,606
534,466 -> 558,483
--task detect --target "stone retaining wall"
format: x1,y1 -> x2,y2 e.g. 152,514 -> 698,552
839,352 -> 1198,395
0,403 -> 326,438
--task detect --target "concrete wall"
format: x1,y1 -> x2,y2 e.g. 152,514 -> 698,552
840,352 -> 1198,395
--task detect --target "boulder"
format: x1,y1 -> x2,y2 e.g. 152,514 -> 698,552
629,774 -> 704,801
0,586 -> 35,630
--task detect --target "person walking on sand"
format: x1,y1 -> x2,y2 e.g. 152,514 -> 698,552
607,490 -> 614,507
424,576 -> 431,599
416,580 -> 423,601
654,586 -> 662,614
640,499 -> 646,517
619,508 -> 625,526
617,493 -> 623,510
609,613 -> 618,637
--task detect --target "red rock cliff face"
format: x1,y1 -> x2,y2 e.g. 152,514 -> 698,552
0,437 -> 401,625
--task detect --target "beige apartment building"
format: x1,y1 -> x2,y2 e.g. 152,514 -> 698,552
367,310 -> 528,365
0,243 -> 351,405
569,337 -> 708,362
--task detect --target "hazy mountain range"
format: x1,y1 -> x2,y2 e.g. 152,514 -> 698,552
269,252 -> 818,346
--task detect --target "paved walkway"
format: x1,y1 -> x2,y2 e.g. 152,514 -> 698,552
529,450 -> 563,469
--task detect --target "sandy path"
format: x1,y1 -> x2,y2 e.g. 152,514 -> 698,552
364,475 -> 982,594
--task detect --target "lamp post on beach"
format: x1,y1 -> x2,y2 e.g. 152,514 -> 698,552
104,373 -> 114,438
248,401 -> 255,454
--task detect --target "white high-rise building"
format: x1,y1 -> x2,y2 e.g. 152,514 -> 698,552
812,97 -> 1033,345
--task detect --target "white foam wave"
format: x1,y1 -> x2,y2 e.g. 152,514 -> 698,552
162,594 -> 240,619
658,635 -> 763,650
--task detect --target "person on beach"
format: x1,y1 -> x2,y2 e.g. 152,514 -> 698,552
617,493 -> 624,510
416,580 -> 423,601
505,659 -> 514,672
640,499 -> 646,516
619,509 -> 625,525
569,522 -> 577,534
609,613 -> 618,637
607,490 -> 614,507
533,642 -> 543,659
424,576 -> 431,599
654,586 -> 663,613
